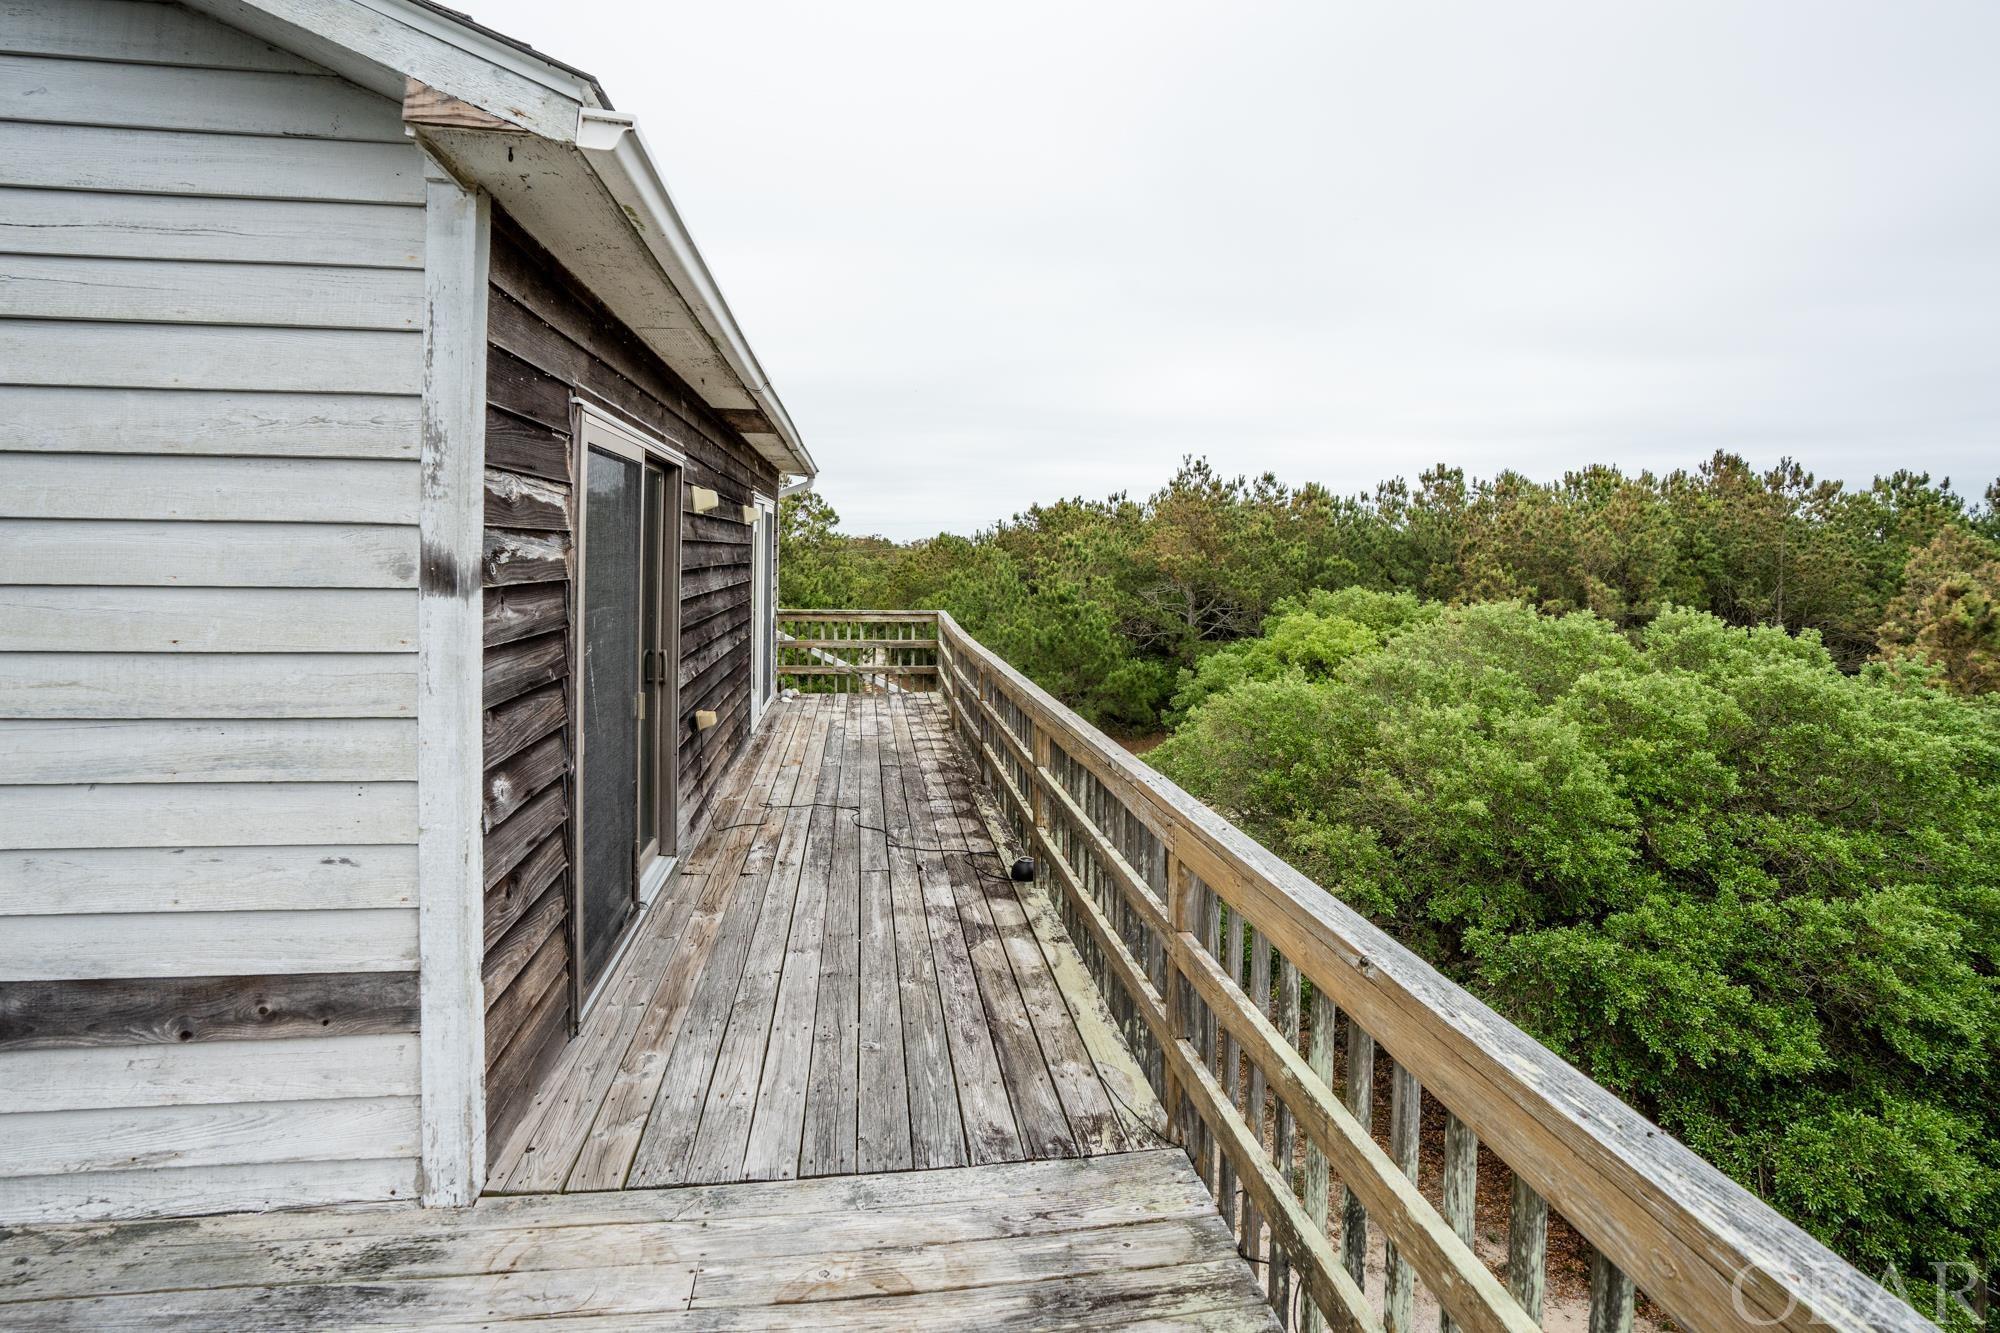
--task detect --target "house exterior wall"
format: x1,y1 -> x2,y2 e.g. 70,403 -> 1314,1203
479,214 -> 782,1152
0,0 -> 430,1221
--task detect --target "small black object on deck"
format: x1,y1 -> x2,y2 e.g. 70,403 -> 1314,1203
1012,856 -> 1037,882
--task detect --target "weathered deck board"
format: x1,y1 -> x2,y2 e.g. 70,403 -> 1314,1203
926,701 -> 1136,1155
738,696 -> 847,1179
622,703 -> 812,1187
485,692 -> 1149,1193
0,1151 -> 1277,1330
896,699 -> 1023,1163
487,699 -> 799,1190
854,695 -> 914,1173
880,694 -> 967,1168
910,697 -> 1078,1159
678,701 -> 829,1182
801,696 -> 864,1176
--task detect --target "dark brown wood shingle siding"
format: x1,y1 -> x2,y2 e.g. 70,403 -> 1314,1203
478,211 -> 778,1157
486,214 -> 776,842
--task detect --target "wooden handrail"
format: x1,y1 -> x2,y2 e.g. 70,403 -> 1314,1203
777,608 -> 936,622
924,608 -> 1929,1333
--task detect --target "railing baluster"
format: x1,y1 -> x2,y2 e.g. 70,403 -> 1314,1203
1199,881 -> 1223,1204
1340,1022 -> 1373,1288
1149,833 -> 1169,1104
1440,1112 -> 1479,1333
1219,900 -> 1242,1236
1030,715 -> 1048,831
1385,1061 -> 1420,1333
1275,955 -> 1301,1324
1248,928 -> 1274,1300
1126,815 -> 1144,1086
1302,984 -> 1336,1333
1508,1172 -> 1549,1323
1225,905 -> 1251,1251
1589,1249 -> 1635,1333
1164,851 -> 1188,1151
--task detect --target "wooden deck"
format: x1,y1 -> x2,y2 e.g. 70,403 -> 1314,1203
487,691 -> 1163,1192
0,1150 -> 1278,1329
0,692 -> 1277,1329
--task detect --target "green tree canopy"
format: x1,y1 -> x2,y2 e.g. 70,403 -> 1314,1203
784,454 -> 2000,730
1877,525 -> 2000,695
1152,601 -> 2000,1299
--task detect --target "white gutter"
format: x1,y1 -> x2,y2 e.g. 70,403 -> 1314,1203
575,109 -> 817,481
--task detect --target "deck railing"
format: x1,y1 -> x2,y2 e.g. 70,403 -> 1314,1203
777,609 -> 940,694
780,609 -> 1930,1333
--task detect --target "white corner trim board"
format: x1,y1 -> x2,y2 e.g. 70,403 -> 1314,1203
414,154 -> 490,1206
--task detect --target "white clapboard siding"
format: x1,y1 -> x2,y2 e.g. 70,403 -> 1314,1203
0,1160 -> 418,1216
0,1035 -> 423,1114
0,255 -> 426,330
0,321 -> 423,394
0,188 -> 424,269
0,519 -> 418,587
0,53 -> 407,141
0,909 -> 418,979
3,1096 -> 420,1178
0,782 -> 419,850
0,388 -> 422,458
0,455 -> 419,523
0,653 -> 417,719
0,0 -> 318,71
0,845 -> 418,916
0,1 -> 436,1221
0,1157 -> 420,1225
0,588 -> 418,653
0,121 -> 426,203
0,719 -> 417,784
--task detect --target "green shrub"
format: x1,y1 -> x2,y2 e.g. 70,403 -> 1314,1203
1153,601 -> 2000,1299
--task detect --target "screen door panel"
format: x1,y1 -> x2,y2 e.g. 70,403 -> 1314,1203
639,465 -> 662,855
579,445 -> 642,990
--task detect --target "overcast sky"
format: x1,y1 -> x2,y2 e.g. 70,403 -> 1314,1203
467,0 -> 1999,540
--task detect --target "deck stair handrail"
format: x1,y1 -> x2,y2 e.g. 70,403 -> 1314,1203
875,606 -> 1938,1333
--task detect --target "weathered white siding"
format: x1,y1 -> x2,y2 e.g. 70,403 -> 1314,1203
0,0 -> 427,1221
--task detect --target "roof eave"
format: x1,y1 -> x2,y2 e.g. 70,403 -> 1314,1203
191,0 -> 815,480
574,111 -> 816,480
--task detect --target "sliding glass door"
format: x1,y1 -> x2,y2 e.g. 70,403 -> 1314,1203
639,463 -> 674,872
574,408 -> 682,1002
